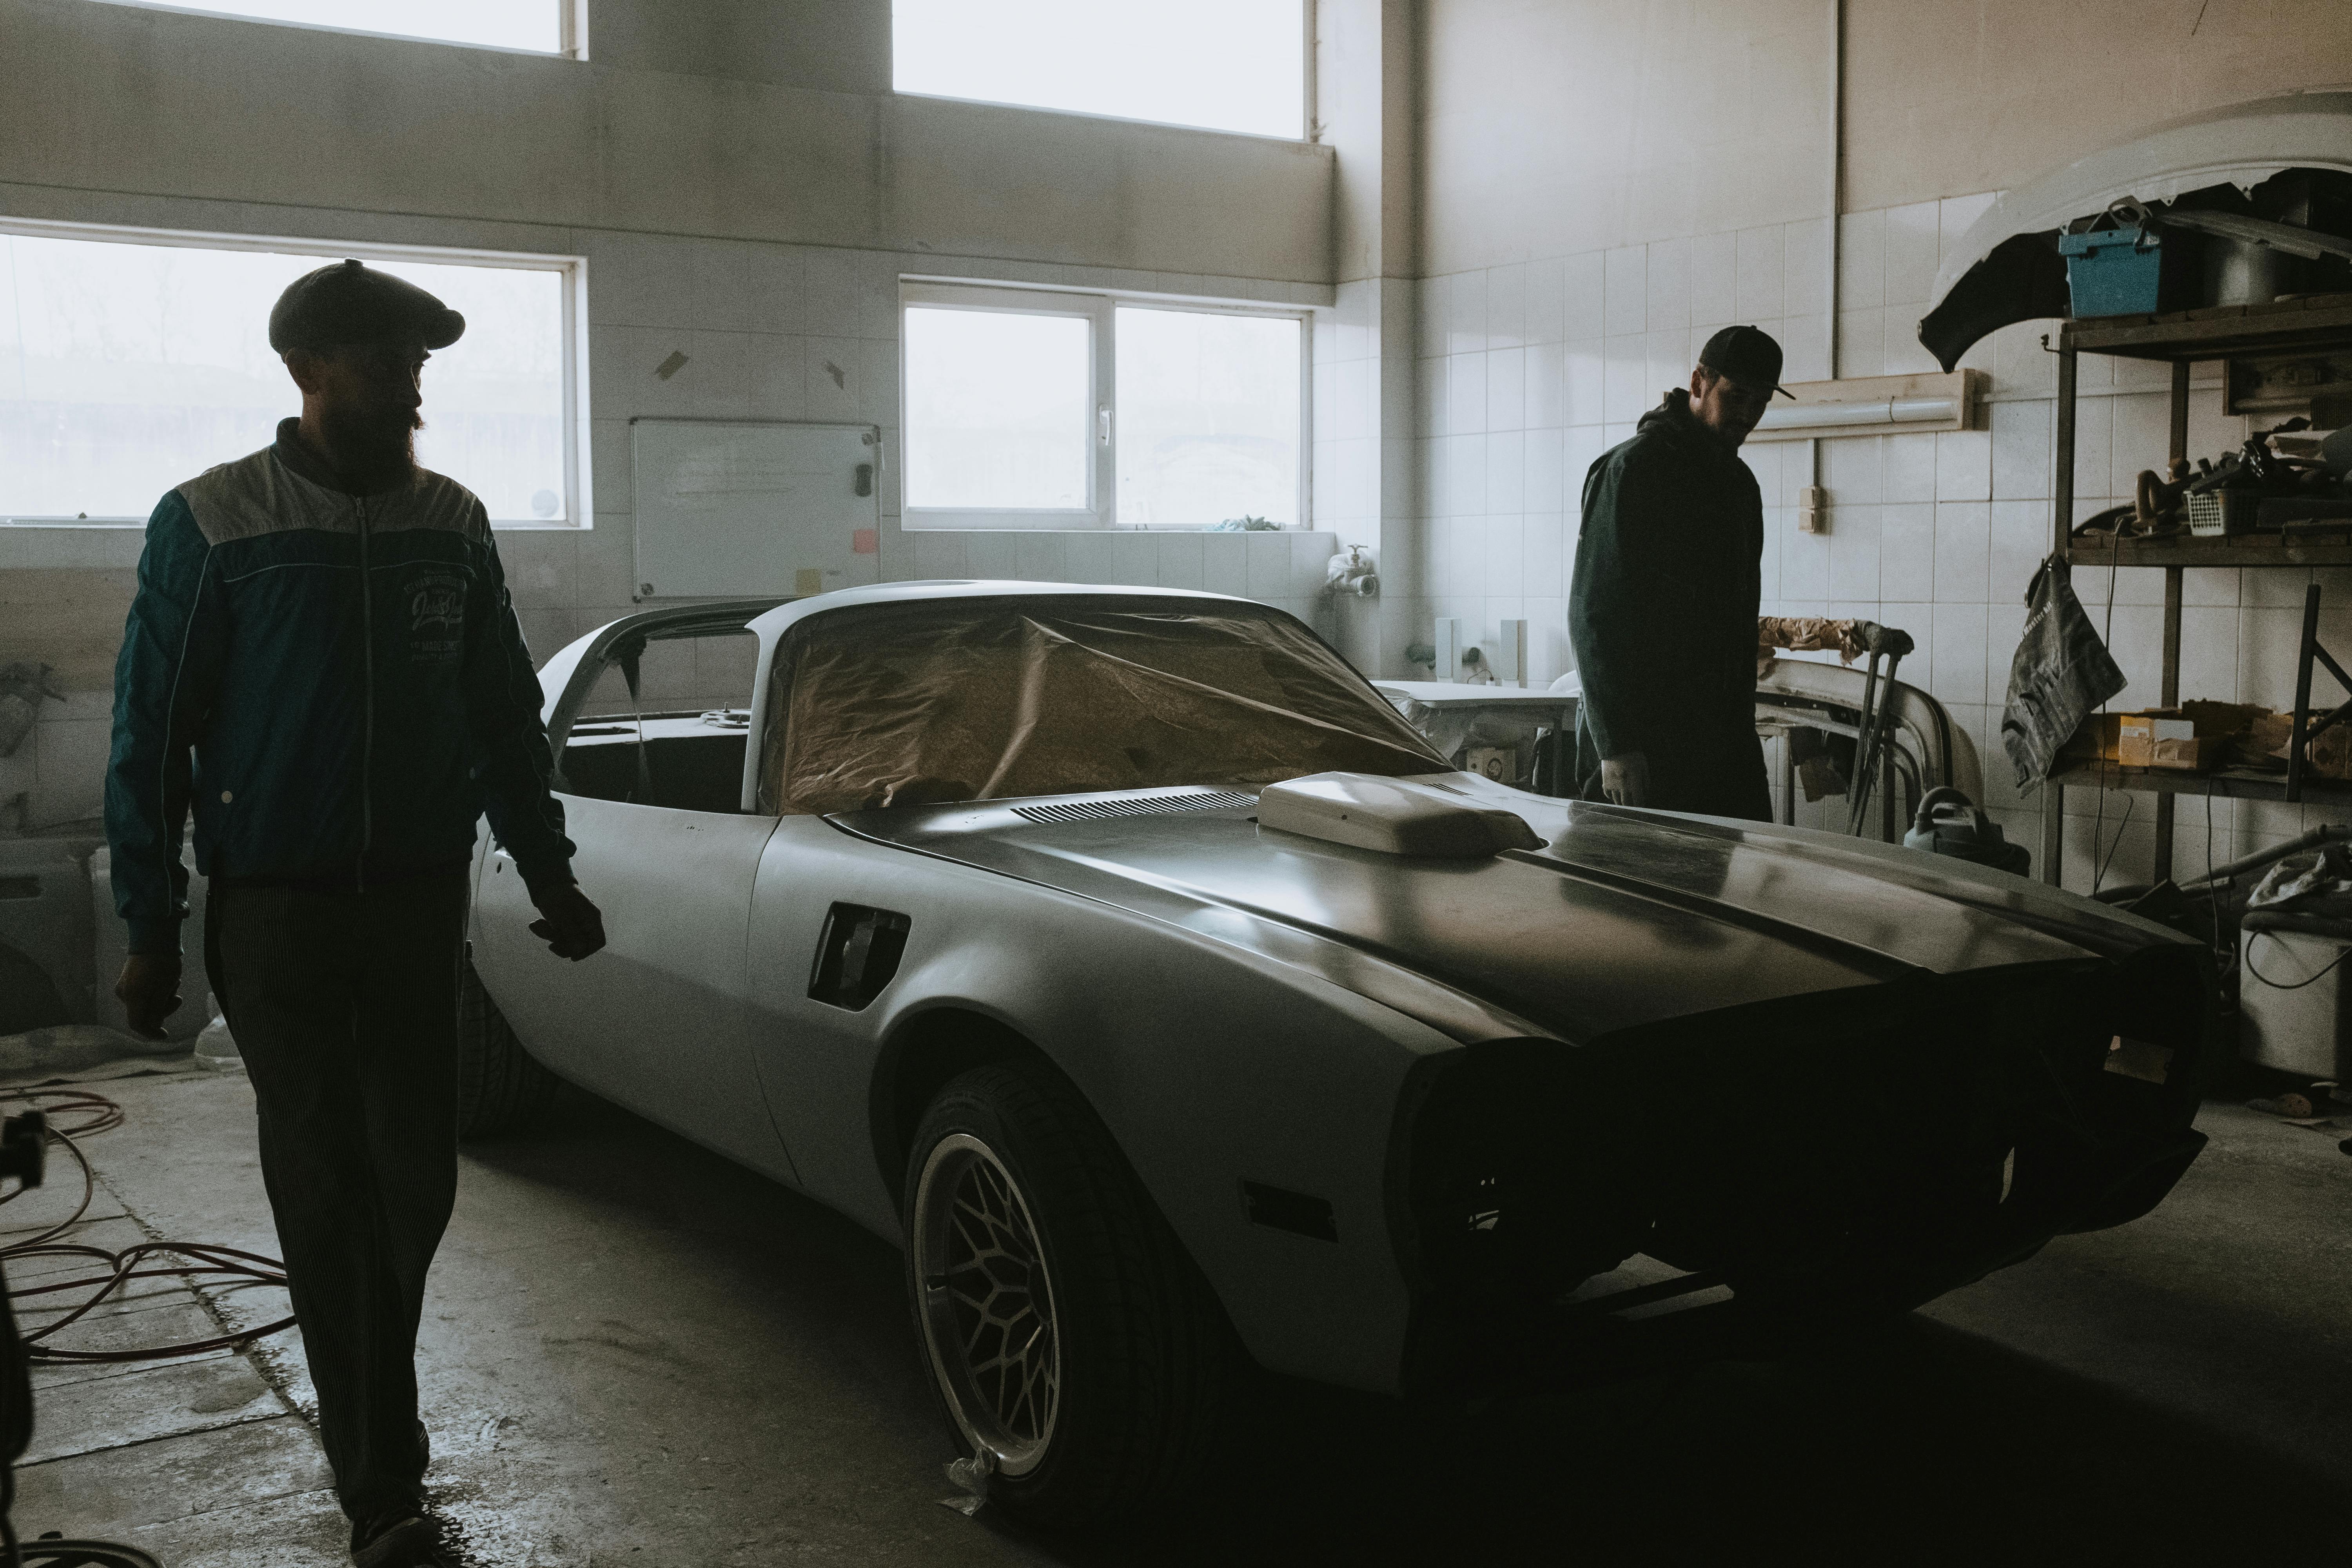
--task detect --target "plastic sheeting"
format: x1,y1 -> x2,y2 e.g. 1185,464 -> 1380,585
759,599 -> 1447,816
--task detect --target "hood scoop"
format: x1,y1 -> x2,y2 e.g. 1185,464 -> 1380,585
1258,773 -> 1545,858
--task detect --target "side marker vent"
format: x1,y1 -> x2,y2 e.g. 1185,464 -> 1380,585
1012,791 -> 1255,824
1242,1180 -> 1338,1243
809,904 -> 911,1011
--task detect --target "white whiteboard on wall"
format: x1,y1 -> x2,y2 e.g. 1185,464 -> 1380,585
630,419 -> 882,599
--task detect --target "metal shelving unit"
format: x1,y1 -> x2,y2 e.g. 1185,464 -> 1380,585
2045,291 -> 2352,889
2045,762 -> 2352,809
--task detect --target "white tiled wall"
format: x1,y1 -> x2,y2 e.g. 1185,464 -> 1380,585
1413,194 -> 2352,885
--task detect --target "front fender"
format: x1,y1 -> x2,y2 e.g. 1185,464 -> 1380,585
744,820 -> 1450,1396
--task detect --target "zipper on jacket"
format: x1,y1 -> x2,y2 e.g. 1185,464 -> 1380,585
356,494 -> 374,893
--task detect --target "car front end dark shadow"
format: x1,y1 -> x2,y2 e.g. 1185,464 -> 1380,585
1392,942 -> 2214,1401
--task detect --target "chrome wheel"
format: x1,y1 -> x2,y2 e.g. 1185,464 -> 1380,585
913,1132 -> 1062,1475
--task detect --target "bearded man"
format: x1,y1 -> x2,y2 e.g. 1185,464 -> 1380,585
1568,324 -> 1793,819
106,260 -> 605,1568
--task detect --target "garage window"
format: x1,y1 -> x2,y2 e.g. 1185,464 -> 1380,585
0,223 -> 580,527
891,0 -> 1307,140
81,0 -> 576,55
900,283 -> 1305,531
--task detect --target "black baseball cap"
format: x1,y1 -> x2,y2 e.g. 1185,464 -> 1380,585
1698,325 -> 1795,397
268,259 -> 465,354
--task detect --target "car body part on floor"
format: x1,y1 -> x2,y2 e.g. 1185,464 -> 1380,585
464,581 -> 2217,1526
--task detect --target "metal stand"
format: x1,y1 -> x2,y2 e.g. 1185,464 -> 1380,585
2287,582 -> 2352,805
1844,642 -> 1906,837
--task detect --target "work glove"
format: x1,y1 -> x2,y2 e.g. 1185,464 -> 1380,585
1600,752 -> 1650,807
115,953 -> 183,1040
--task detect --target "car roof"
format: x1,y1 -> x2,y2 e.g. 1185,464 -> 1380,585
740,579 -> 1246,643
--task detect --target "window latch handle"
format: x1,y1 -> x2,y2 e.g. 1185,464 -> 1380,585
1098,405 -> 1112,446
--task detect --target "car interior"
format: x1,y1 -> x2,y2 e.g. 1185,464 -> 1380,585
555,626 -> 758,813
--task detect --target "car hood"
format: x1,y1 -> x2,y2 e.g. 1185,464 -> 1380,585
828,779 -> 2189,1044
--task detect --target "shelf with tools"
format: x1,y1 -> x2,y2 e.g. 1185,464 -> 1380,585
2042,292 -> 2352,891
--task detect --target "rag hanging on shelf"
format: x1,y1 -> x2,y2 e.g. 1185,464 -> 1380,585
2001,554 -> 2125,793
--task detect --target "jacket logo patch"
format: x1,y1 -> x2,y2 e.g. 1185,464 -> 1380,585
408,570 -> 467,663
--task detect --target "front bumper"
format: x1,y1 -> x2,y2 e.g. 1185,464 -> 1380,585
1392,946 -> 2212,1398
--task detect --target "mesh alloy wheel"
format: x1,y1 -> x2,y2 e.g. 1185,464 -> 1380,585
913,1132 -> 1062,1474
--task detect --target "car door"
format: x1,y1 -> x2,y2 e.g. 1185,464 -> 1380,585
472,626 -> 795,1183
739,815 -> 911,1225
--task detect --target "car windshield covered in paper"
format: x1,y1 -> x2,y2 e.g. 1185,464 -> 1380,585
758,595 -> 1446,816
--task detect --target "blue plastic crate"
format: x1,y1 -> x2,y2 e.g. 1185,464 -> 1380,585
2059,225 -> 2190,318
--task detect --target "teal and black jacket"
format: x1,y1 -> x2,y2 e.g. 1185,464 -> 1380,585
107,420 -> 575,955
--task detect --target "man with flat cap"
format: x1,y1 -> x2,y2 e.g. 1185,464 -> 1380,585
107,260 -> 605,1567
1568,324 -> 1791,819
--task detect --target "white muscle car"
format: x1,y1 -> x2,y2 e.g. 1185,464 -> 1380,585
461,581 -> 2212,1526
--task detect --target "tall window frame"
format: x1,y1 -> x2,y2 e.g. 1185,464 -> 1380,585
0,217 -> 589,531
898,280 -> 1311,533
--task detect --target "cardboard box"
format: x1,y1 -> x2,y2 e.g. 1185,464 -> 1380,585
2179,700 -> 2270,739
2068,703 -> 2271,772
2065,713 -> 2125,763
2119,712 -> 2196,768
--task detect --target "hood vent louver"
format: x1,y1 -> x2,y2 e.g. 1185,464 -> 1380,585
1012,791 -> 1257,824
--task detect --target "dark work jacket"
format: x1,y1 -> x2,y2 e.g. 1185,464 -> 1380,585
1568,391 -> 1769,819
106,420 -> 574,955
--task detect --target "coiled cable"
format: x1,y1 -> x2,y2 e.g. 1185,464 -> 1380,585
0,1084 -> 296,1568
0,1088 -> 294,1363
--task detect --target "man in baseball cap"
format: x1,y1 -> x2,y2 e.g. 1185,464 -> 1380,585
1567,325 -> 1793,817
109,260 -> 604,1567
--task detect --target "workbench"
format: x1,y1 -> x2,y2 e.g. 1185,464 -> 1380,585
2043,292 -> 2352,890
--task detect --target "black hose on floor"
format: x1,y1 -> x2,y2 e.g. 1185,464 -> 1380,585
0,1084 -> 299,1568
0,1089 -> 294,1363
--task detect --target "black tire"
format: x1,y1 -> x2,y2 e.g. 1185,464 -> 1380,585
903,1059 -> 1232,1527
457,956 -> 559,1140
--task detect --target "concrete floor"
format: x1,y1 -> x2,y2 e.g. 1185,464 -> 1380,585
11,1065 -> 2350,1566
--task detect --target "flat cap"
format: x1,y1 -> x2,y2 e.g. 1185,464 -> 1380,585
269,259 -> 465,354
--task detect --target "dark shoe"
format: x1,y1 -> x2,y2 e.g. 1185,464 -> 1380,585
351,1509 -> 455,1567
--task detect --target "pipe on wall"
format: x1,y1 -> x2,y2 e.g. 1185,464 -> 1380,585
1811,0 -> 1843,510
